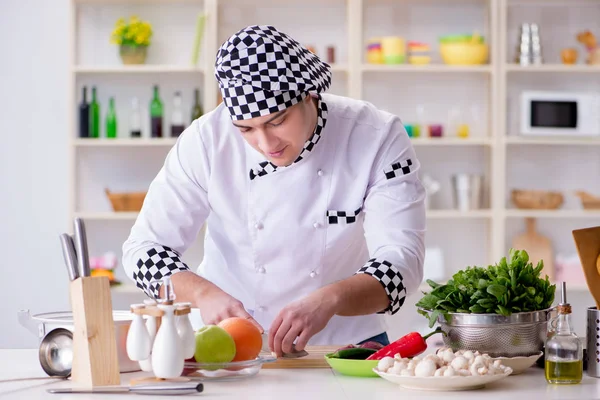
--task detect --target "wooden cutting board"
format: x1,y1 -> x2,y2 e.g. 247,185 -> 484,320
512,218 -> 554,281
572,226 -> 600,309
261,346 -> 340,369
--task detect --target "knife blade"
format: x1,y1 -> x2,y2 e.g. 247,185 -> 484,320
47,382 -> 203,395
73,218 -> 91,277
59,233 -> 80,281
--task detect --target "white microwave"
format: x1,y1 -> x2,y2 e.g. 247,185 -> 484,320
520,91 -> 600,136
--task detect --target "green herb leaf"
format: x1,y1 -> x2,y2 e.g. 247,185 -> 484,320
487,284 -> 507,299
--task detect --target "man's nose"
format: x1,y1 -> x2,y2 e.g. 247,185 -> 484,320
256,130 -> 279,152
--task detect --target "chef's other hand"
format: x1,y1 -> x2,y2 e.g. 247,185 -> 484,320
268,289 -> 337,357
196,283 -> 264,333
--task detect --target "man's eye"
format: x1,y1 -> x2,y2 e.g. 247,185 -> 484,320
270,118 -> 285,127
240,128 -> 252,134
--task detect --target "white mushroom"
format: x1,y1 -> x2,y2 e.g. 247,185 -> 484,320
414,359 -> 437,377
443,366 -> 456,377
493,360 -> 503,368
434,366 -> 448,377
469,361 -> 486,376
441,349 -> 455,364
450,355 -> 469,371
478,366 -> 489,375
406,361 -> 416,370
390,363 -> 405,375
459,369 -> 472,376
400,368 -> 415,377
393,353 -> 403,361
463,350 -> 475,361
473,355 -> 486,366
423,354 -> 442,367
436,347 -> 450,356
377,357 -> 395,372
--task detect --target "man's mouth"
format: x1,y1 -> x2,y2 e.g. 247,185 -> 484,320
268,147 -> 286,157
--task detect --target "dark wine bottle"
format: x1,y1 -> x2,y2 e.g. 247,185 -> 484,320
171,91 -> 185,137
78,86 -> 90,138
150,85 -> 163,138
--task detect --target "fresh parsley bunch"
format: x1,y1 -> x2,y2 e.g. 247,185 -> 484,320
416,249 -> 556,328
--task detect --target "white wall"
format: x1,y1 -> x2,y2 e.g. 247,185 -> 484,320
1,0 -> 71,348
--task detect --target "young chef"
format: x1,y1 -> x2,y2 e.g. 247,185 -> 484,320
122,25 -> 426,356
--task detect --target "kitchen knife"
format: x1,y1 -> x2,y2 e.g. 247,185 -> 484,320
73,218 -> 91,277
261,332 -> 309,358
59,233 -> 79,281
47,382 -> 203,395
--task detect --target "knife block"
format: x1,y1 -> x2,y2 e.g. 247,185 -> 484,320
69,276 -> 120,387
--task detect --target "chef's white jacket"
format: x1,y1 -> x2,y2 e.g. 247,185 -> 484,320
123,93 -> 426,345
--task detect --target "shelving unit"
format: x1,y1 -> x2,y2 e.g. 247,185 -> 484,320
68,0 -> 599,301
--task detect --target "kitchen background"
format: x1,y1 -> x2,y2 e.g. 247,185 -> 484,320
2,0 -> 600,348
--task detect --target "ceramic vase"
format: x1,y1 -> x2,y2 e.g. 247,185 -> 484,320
126,304 -> 151,362
176,302 -> 196,359
152,304 -> 184,379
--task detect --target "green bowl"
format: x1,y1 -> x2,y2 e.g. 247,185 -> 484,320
324,354 -> 380,378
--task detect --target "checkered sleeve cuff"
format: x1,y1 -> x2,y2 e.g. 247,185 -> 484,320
133,246 -> 190,299
356,258 -> 407,315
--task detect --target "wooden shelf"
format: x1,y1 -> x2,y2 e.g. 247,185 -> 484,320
76,0 -> 201,4
427,210 -> 492,219
505,64 -> 600,73
505,136 -> 600,146
411,137 -> 492,146
362,64 -> 492,73
74,212 -> 139,220
74,138 -> 177,147
329,64 -> 348,73
74,65 -> 204,74
505,210 -> 600,219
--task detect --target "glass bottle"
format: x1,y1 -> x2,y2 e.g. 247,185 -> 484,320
105,97 -> 117,138
170,91 -> 185,137
89,86 -> 100,138
78,86 -> 90,138
545,282 -> 583,384
150,85 -> 163,138
130,97 -> 142,138
191,88 -> 204,122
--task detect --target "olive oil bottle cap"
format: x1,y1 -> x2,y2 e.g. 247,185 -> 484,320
557,281 -> 572,315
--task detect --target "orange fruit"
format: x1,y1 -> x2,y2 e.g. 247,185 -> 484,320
217,317 -> 263,362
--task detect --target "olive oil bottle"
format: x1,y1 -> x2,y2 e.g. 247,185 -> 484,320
545,282 -> 583,385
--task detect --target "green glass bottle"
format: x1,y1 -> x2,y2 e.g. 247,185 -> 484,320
89,86 -> 100,138
106,97 -> 117,138
150,85 -> 163,138
191,88 -> 204,123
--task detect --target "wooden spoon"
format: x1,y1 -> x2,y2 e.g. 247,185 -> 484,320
572,226 -> 600,309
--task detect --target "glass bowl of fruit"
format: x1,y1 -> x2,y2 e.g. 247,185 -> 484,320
181,318 -> 276,381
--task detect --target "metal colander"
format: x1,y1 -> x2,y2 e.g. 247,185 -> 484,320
437,309 -> 551,358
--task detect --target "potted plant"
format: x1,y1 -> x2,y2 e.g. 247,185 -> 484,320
110,16 -> 153,65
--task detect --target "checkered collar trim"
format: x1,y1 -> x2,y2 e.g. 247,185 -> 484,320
249,96 -> 328,181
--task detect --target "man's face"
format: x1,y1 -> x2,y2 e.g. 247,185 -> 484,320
232,95 -> 315,167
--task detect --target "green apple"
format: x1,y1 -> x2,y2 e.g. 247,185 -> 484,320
194,325 -> 236,365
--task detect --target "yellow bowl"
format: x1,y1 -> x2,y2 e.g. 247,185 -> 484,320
439,43 -> 488,65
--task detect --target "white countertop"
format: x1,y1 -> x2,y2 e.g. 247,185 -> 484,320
2,349 -> 600,399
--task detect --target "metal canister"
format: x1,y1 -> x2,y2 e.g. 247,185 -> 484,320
587,306 -> 600,377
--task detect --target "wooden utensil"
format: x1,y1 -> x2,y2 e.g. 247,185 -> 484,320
572,226 -> 600,309
512,218 -> 554,281
261,346 -> 340,369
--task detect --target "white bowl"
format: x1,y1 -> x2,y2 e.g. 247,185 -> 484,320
491,352 -> 543,375
374,368 -> 513,391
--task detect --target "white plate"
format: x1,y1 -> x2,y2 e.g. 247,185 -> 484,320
491,352 -> 542,375
373,368 -> 513,391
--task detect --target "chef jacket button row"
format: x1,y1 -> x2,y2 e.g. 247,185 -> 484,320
317,169 -> 324,177
257,266 -> 266,274
313,222 -> 322,229
255,222 -> 264,230
309,271 -> 318,278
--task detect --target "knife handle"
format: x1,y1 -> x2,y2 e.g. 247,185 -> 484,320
73,218 -> 91,277
130,383 -> 204,395
59,233 -> 80,281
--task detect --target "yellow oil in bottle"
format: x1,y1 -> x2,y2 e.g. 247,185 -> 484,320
544,359 -> 583,384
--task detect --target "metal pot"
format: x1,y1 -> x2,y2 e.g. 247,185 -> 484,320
437,309 -> 551,357
18,309 -> 140,373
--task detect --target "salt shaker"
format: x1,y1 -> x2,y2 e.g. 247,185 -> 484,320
176,302 -> 196,359
126,304 -> 152,362
152,303 -> 184,379
139,299 -> 158,372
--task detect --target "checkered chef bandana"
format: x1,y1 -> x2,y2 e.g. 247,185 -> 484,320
215,25 -> 332,120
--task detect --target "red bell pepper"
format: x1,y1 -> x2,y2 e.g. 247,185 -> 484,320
366,327 -> 444,360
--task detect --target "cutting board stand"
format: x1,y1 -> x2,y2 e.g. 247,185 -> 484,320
69,276 -> 121,387
572,226 -> 600,309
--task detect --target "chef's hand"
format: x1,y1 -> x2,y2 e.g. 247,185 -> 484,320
168,271 -> 263,333
196,283 -> 264,333
268,288 -> 338,357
